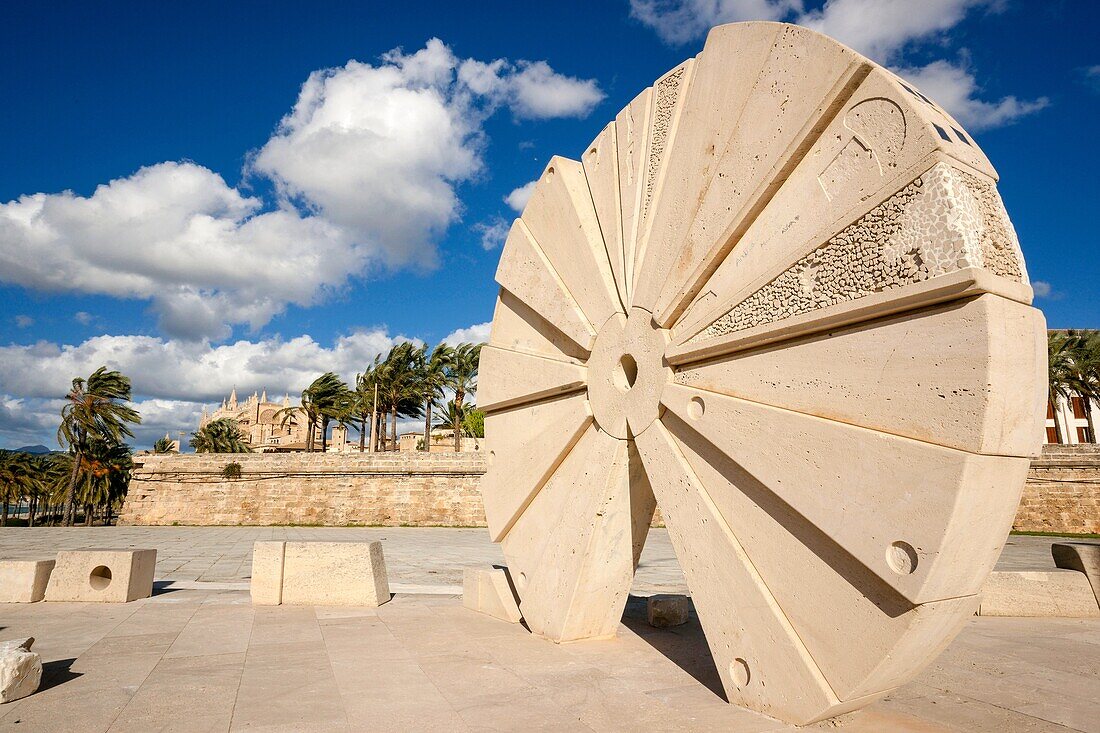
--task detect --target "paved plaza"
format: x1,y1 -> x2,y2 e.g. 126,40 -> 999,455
0,528 -> 1097,732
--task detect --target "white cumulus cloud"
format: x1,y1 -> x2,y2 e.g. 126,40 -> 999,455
0,40 -> 603,342
896,60 -> 1050,131
505,181 -> 537,212
443,322 -> 491,346
0,321 -> 501,448
472,217 -> 510,251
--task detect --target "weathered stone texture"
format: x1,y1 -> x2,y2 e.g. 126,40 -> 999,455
1013,445 -> 1100,535
118,452 -> 488,527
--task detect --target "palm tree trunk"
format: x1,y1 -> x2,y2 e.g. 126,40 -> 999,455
454,391 -> 464,452
390,407 -> 397,452
359,416 -> 367,452
1084,395 -> 1097,443
321,417 -> 329,453
63,449 -> 81,527
423,401 -> 432,452
1,502 -> 7,527
84,503 -> 93,527
27,496 -> 36,528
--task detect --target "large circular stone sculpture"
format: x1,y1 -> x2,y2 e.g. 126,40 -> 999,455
476,21 -> 1046,726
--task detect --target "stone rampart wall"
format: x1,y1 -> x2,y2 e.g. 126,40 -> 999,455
121,448 -> 1098,534
118,453 -> 488,527
1013,445 -> 1100,535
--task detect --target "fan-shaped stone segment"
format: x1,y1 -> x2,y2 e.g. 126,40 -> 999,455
477,20 -> 1045,725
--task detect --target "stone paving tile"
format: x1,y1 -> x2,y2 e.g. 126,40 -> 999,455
230,640 -> 348,732
164,603 -> 254,659
107,652 -> 244,733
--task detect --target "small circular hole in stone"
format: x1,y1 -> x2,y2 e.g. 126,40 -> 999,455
687,396 -> 705,420
730,658 -> 751,688
613,354 -> 639,392
517,572 -> 528,590
89,565 -> 113,591
886,541 -> 918,575
546,166 -> 555,178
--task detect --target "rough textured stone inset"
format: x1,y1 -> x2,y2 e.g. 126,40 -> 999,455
693,162 -> 1028,341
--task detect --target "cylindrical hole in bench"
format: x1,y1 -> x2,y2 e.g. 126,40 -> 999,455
89,565 -> 113,590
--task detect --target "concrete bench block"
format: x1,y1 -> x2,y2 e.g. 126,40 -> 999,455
463,567 -> 521,623
1052,542 -> 1100,606
647,594 -> 690,628
251,541 -> 390,607
0,561 -> 55,603
44,549 -> 156,603
0,638 -> 40,703
978,570 -> 1099,617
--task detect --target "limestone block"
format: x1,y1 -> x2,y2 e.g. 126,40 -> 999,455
250,541 -> 285,606
979,571 -> 1099,617
1052,542 -> 1100,606
0,638 -> 40,704
0,560 -> 55,603
646,595 -> 689,628
251,541 -> 390,607
462,568 -> 522,623
44,549 -> 156,603
477,20 -> 1042,726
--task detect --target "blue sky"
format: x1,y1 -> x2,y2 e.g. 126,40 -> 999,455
0,0 -> 1096,448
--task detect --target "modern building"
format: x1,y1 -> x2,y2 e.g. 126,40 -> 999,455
1046,392 -> 1097,444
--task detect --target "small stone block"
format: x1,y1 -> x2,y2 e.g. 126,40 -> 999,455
250,541 -> 390,607
249,541 -> 286,606
0,561 -> 55,603
1052,542 -> 1100,607
0,638 -> 41,703
44,549 -> 156,603
462,567 -> 522,623
647,594 -> 690,628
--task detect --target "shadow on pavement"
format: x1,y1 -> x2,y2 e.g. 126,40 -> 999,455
621,594 -> 726,701
38,658 -> 81,692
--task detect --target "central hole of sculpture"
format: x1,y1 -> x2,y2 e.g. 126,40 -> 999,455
89,565 -> 113,591
614,354 -> 639,391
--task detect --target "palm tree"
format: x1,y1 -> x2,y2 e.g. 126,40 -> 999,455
373,344 -> 425,451
24,453 -> 64,527
443,343 -> 482,451
74,440 -> 132,525
433,399 -> 467,448
57,367 -> 141,526
350,368 -> 378,452
1048,332 -> 1076,445
420,344 -> 453,452
190,418 -> 252,453
298,373 -> 351,452
0,451 -> 33,526
1067,330 -> 1100,443
153,435 -> 177,454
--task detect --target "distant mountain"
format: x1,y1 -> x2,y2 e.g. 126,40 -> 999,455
14,444 -> 52,454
